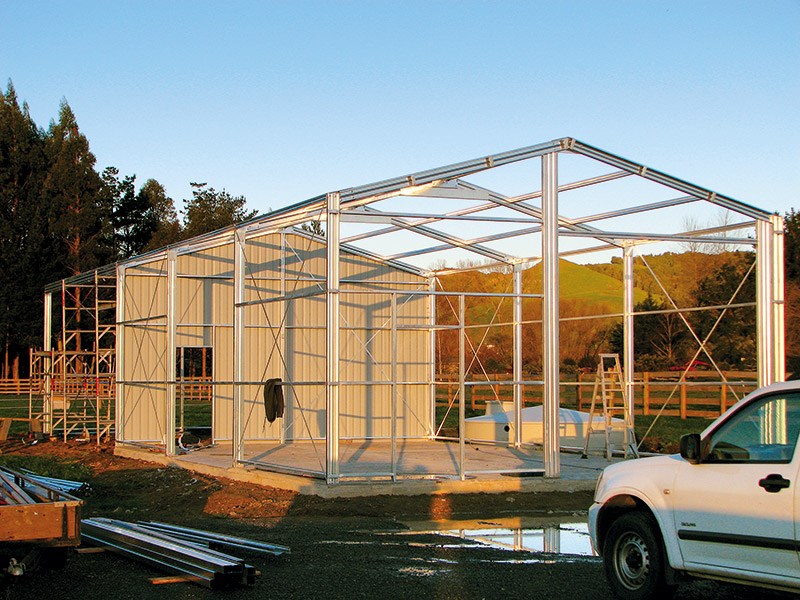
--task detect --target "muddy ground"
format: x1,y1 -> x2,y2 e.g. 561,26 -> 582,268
0,438 -> 788,600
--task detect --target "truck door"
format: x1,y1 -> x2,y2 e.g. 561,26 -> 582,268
672,390 -> 800,583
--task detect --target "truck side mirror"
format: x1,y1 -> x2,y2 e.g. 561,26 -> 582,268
680,433 -> 702,464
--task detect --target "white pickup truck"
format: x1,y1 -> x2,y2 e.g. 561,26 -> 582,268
589,381 -> 800,599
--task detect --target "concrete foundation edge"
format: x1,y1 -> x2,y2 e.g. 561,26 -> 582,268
113,444 -> 598,499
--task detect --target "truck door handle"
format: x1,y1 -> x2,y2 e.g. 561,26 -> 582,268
759,474 -> 791,493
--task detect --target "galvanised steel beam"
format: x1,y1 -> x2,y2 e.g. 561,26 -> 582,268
771,214 -> 786,383
165,250 -> 177,456
233,231 -> 246,465
623,245 -> 635,426
428,277 -> 437,438
541,152 -> 560,478
513,266 -> 523,448
757,219 -> 773,386
338,139 -> 564,204
116,266 -> 126,442
558,230 -> 755,245
359,206 -> 514,264
568,139 -> 771,221
342,171 -> 629,245
326,192 -> 341,484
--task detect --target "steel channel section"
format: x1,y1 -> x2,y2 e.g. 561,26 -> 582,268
771,214 -> 786,383
568,140 -> 770,221
756,219 -> 773,387
428,277 -> 437,438
116,267 -> 126,442
326,192 -> 341,484
623,245 -> 635,425
280,231 -> 287,445
342,170 -> 630,246
60,280 -> 67,441
137,521 -> 289,556
81,520 -> 242,588
541,152 -> 560,478
458,295 -> 466,480
42,291 -> 53,434
165,251 -> 177,455
233,231 -> 246,465
391,293 -> 398,481
513,267 -> 523,447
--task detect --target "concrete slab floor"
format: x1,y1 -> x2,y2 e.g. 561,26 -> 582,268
115,439 -> 627,499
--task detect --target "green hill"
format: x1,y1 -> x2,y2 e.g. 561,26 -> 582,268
439,259 -> 650,315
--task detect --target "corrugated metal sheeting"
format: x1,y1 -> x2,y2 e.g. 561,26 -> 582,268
118,232 -> 430,445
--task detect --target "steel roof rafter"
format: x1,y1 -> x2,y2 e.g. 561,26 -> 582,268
357,206 -> 516,264
341,170 -> 630,245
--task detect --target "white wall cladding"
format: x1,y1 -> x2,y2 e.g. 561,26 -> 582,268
119,231 -> 431,444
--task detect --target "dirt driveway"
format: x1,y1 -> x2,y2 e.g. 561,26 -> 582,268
0,440 -> 785,600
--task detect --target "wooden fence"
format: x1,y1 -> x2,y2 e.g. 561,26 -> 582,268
435,370 -> 758,419
0,378 -> 32,395
2,371 -> 759,420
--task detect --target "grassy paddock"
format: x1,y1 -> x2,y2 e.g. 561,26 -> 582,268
635,414 -> 716,453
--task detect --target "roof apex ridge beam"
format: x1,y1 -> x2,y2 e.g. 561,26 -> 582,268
568,140 -> 771,221
337,139 -> 565,203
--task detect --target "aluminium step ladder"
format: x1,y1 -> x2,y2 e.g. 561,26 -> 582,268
581,354 -> 639,460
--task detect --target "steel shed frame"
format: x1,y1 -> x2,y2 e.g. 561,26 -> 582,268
40,137 -> 784,485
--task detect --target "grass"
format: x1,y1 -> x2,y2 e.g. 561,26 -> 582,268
0,454 -> 93,481
635,415 -> 715,453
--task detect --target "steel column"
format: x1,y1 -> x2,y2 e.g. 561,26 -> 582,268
771,215 -> 786,383
326,192 -> 341,484
458,294 -> 466,480
428,277 -> 437,438
513,266 -> 523,448
622,245 -> 635,425
116,267 -> 126,442
280,231 -> 287,445
541,152 -> 560,477
233,231 -> 246,465
165,250 -> 177,455
60,280 -> 67,441
391,293 -> 398,481
756,219 -> 773,386
43,291 -> 53,434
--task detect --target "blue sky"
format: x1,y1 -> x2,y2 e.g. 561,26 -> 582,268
1,0 -> 798,228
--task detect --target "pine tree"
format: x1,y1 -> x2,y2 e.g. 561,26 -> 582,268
43,100 -> 113,276
139,178 -> 182,251
0,81 -> 50,370
181,182 -> 257,239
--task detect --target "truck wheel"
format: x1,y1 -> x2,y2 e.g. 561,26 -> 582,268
603,511 -> 674,599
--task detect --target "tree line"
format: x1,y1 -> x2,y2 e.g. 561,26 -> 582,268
0,82 -> 257,375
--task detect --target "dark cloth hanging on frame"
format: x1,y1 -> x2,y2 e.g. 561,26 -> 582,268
263,378 -> 285,423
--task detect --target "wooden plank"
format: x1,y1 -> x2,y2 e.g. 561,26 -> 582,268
150,575 -> 205,585
77,547 -> 106,554
0,501 -> 82,544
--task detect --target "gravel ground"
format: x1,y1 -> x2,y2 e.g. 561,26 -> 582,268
0,439 -> 793,600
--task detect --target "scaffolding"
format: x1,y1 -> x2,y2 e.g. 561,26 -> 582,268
34,268 -> 116,442
42,138 -> 785,483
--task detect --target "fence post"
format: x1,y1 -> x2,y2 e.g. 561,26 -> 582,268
577,373 -> 584,411
720,384 -> 727,415
680,381 -> 687,419
643,372 -> 650,416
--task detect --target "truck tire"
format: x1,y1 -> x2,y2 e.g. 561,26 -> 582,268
603,511 -> 674,600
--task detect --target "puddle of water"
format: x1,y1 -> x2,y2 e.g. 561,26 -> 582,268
398,516 -> 597,558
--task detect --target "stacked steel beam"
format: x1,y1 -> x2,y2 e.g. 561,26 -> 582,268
81,518 -> 286,588
135,521 -> 289,556
19,468 -> 90,494
0,466 -> 82,505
